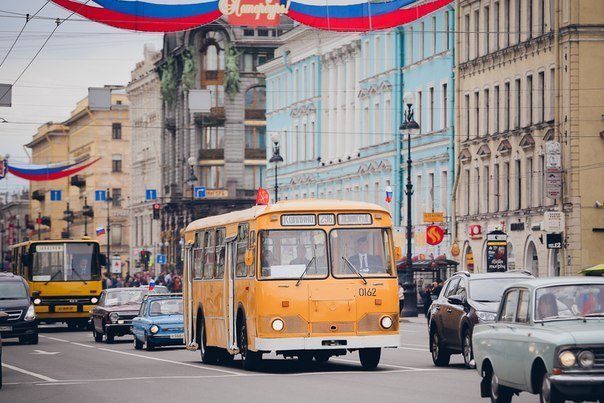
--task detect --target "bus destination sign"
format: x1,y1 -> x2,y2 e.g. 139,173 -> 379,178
36,244 -> 64,253
281,215 -> 316,226
338,214 -> 373,226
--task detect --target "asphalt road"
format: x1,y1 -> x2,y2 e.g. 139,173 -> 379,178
1,318 -> 536,403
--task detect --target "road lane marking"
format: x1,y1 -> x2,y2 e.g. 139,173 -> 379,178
70,342 -> 95,348
331,357 -> 426,370
37,382 -> 89,386
2,363 -> 58,382
97,348 -> 244,376
31,350 -> 60,355
46,336 -> 69,343
398,346 -> 429,352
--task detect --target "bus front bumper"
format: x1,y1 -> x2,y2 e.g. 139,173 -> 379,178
254,334 -> 400,352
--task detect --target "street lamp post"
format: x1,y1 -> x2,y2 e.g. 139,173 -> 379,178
269,132 -> 283,203
106,188 -> 112,275
187,156 -> 198,200
399,92 -> 420,317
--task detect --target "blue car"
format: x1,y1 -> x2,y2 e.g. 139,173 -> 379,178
132,294 -> 184,351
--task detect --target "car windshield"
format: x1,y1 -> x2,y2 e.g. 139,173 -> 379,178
259,229 -> 328,279
469,278 -> 528,302
148,299 -> 183,316
331,228 -> 393,277
535,284 -> 604,321
0,281 -> 28,299
30,243 -> 100,282
104,288 -> 168,307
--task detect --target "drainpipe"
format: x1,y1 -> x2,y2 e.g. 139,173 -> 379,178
396,28 -> 405,227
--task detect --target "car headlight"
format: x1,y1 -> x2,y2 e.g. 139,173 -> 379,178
33,298 -> 42,305
150,325 -> 159,334
578,351 -> 594,369
380,315 -> 393,329
271,318 -> 284,332
91,297 -> 98,304
109,312 -> 119,323
559,351 -> 576,367
24,304 -> 36,321
476,311 -> 497,323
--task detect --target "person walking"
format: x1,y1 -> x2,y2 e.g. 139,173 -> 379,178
398,282 -> 405,315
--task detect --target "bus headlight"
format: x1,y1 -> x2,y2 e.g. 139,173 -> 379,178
91,297 -> 98,304
33,298 -> 42,305
109,312 -> 119,323
380,315 -> 393,329
24,304 -> 36,321
150,325 -> 159,334
271,318 -> 284,332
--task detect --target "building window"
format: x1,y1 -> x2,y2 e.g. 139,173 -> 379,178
526,157 -> 533,208
201,166 -> 223,188
484,88 -> 490,135
442,83 -> 448,129
504,161 -> 510,211
516,0 -> 522,44
504,0 -> 510,47
484,5 -> 490,54
207,84 -> 224,107
474,91 -> 480,138
538,71 -> 545,123
474,9 -> 480,58
302,65 -> 307,99
527,74 -> 533,125
494,163 -> 500,212
112,188 -> 121,208
549,67 -> 555,120
485,166 -> 490,212
494,85 -> 500,133
245,126 -> 266,149
112,154 -> 122,172
516,159 -> 522,210
416,175 -> 423,221
515,78 -> 521,129
475,167 -> 481,213
245,86 -> 266,110
110,224 -> 122,246
465,94 -> 470,140
375,35 -> 381,72
310,62 -> 315,97
112,123 -> 122,140
444,11 -> 450,51
504,82 -> 510,131
419,22 -> 424,60
417,91 -> 423,134
431,16 -> 437,55
440,170 -> 448,213
539,155 -> 545,206
428,87 -> 434,132
201,126 -> 224,149
243,53 -> 254,72
528,0 -> 533,39
408,27 -> 414,64
244,166 -> 263,188
428,173 -> 435,212
464,14 -> 470,61
494,1 -> 500,51
464,168 -> 471,215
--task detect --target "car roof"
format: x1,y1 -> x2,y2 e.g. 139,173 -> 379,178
450,270 -> 534,281
502,276 -> 604,290
106,285 -> 168,292
143,293 -> 182,301
0,272 -> 25,282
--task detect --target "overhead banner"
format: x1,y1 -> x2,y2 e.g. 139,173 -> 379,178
50,0 -> 453,32
2,157 -> 101,181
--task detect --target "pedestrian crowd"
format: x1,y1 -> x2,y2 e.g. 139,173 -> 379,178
102,270 -> 182,293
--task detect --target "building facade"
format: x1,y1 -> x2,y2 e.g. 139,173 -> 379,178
157,21 -> 290,271
260,28 -> 403,222
454,0 -> 604,275
401,6 -> 455,258
0,191 -> 30,269
126,45 -> 163,273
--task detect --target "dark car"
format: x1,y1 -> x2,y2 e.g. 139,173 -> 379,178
428,270 -> 534,368
0,311 -> 9,389
90,286 -> 167,343
0,273 -> 38,344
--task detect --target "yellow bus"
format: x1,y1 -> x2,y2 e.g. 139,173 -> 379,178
10,239 -> 105,329
183,199 -> 401,370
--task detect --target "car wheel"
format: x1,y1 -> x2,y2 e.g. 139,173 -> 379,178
430,328 -> 451,367
93,328 -> 103,343
359,348 -> 381,370
27,333 -> 38,345
133,335 -> 143,350
539,372 -> 564,403
105,329 -> 114,344
144,334 -> 155,351
462,330 -> 475,369
489,369 -> 513,403
238,316 -> 261,371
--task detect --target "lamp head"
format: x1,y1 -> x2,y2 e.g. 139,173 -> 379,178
187,156 -> 196,167
270,132 -> 281,144
406,119 -> 420,136
403,92 -> 415,107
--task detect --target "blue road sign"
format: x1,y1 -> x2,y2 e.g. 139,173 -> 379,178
156,254 -> 166,265
194,186 -> 206,199
145,189 -> 157,200
95,190 -> 107,201
50,190 -> 62,201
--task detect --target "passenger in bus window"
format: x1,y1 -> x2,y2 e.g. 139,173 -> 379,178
72,257 -> 90,280
348,236 -> 382,273
289,245 -> 308,265
261,248 -> 273,268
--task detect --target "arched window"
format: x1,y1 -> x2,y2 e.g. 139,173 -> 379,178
245,86 -> 266,110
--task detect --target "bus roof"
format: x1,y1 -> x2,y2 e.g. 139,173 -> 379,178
185,199 -> 391,233
10,239 -> 101,249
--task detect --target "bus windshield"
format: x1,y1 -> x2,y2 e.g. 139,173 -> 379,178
30,243 -> 100,282
260,230 -> 328,279
331,228 -> 393,277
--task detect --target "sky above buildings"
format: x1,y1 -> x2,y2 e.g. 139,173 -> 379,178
0,0 -> 163,193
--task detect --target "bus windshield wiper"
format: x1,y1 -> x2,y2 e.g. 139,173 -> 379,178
71,268 -> 88,285
342,256 -> 367,285
45,270 -> 62,285
296,256 -> 316,287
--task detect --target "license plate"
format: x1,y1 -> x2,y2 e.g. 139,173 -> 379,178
55,305 -> 77,312
0,326 -> 12,332
170,333 -> 184,339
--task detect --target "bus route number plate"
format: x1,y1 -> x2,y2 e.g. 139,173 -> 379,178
56,306 -> 77,312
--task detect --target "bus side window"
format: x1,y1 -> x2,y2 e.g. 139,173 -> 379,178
203,231 -> 215,279
235,224 -> 248,278
194,231 -> 205,280
249,230 -> 256,278
214,228 -> 226,279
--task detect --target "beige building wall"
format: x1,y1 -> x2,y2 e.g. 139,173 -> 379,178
26,124 -> 70,240
454,0 -> 604,275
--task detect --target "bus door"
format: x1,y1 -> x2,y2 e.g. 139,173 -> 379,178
224,238 -> 238,352
184,243 -> 195,350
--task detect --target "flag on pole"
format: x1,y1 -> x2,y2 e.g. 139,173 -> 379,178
256,187 -> 270,205
385,186 -> 393,203
96,227 -> 106,236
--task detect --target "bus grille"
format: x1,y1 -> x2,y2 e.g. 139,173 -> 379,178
0,309 -> 23,321
312,322 -> 355,334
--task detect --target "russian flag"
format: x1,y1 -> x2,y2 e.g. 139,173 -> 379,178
385,186 -> 393,203
96,227 -> 106,236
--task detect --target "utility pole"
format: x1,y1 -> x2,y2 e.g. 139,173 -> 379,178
106,188 -> 112,273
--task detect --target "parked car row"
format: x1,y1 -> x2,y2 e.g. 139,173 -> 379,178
427,271 -> 604,403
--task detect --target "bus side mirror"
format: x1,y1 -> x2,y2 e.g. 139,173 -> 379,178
244,250 -> 254,266
32,290 -> 41,299
99,254 -> 107,267
394,246 -> 403,261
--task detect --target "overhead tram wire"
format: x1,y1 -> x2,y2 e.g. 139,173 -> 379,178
0,1 -> 52,69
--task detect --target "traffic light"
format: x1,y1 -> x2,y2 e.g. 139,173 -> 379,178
140,250 -> 150,265
152,203 -> 161,220
40,216 -> 51,227
63,210 -> 74,223
82,205 -> 94,218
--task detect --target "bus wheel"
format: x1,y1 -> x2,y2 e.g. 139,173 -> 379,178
359,348 -> 381,370
199,317 -> 218,364
217,349 -> 234,364
239,317 -> 261,371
